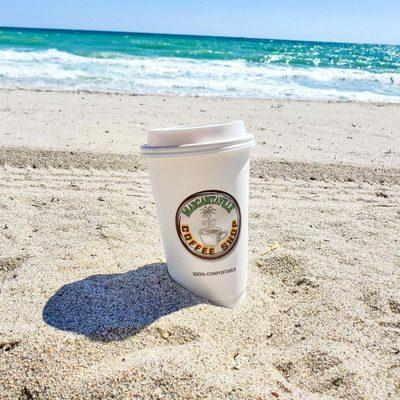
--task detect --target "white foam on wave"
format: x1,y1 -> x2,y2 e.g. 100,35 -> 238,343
0,48 -> 399,102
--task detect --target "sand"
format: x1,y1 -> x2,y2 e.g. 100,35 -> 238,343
0,89 -> 399,400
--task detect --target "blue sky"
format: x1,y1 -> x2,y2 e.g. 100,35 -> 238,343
0,0 -> 399,44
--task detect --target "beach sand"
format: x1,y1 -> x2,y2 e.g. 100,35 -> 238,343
0,89 -> 399,399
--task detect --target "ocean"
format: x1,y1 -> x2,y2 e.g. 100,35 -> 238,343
0,27 -> 399,102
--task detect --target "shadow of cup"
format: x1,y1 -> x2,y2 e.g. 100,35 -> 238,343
43,263 -> 203,342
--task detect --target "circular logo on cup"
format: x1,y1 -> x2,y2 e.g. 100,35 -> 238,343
176,190 -> 241,259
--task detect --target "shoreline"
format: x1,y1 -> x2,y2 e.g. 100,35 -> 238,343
2,86 -> 400,105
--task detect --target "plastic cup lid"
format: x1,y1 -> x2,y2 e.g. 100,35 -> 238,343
141,120 -> 255,157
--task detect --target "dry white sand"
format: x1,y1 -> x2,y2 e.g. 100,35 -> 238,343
0,89 -> 399,399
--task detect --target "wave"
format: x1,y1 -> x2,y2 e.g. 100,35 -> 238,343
0,48 -> 399,102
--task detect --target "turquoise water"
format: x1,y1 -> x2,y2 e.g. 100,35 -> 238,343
1,27 -> 399,101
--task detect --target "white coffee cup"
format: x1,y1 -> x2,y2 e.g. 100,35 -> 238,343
141,121 -> 255,308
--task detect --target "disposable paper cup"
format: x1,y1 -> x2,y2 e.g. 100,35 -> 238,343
141,121 -> 255,308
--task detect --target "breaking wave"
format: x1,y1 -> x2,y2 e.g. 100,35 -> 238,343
1,48 -> 399,102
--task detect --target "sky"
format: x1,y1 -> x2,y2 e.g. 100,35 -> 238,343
0,0 -> 399,45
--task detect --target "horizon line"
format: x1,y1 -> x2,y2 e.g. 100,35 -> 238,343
0,25 -> 398,47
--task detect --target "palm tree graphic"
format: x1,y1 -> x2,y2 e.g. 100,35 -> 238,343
200,206 -> 216,228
